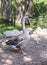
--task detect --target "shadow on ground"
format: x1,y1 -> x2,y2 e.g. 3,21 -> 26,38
0,36 -> 47,65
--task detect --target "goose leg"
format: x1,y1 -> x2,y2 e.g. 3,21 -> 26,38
19,48 -> 27,55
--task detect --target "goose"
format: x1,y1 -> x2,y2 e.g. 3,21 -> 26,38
3,29 -> 22,37
3,12 -> 32,38
6,13 -> 32,54
3,27 -> 32,38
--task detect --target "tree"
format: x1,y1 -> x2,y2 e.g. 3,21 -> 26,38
16,0 -> 33,25
1,0 -> 33,25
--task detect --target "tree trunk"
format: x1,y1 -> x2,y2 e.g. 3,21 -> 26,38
1,0 -> 33,25
1,0 -> 11,22
16,0 -> 33,25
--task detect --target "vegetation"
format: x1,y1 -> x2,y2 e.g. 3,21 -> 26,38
0,19 -> 22,33
31,0 -> 47,30
0,0 -> 47,33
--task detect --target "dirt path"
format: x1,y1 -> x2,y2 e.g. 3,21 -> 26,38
0,36 -> 47,65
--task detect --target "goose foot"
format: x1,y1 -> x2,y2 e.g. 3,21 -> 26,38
19,48 -> 27,55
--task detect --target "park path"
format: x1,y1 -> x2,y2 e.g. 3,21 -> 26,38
0,35 -> 47,65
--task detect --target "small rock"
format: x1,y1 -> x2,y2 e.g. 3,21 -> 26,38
32,27 -> 47,36
33,27 -> 43,35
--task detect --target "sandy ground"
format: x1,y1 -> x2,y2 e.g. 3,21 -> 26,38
0,35 -> 47,65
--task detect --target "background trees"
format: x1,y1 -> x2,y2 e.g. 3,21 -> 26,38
0,0 -> 33,25
0,0 -> 47,33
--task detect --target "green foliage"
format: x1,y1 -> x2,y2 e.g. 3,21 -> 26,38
31,14 -> 47,30
30,0 -> 47,30
0,0 -> 47,33
0,19 -> 22,33
33,2 -> 47,17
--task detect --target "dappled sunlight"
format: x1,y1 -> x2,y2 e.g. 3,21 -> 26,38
0,37 -> 33,65
0,0 -> 47,65
8,55 -> 14,59
0,48 -> 4,53
44,36 -> 47,39
0,24 -> 5,27
1,59 -> 13,65
1,41 -> 7,47
0,42 -> 15,65
23,55 -> 32,62
5,59 -> 12,65
7,26 -> 14,30
0,35 -> 47,65
0,50 -> 15,65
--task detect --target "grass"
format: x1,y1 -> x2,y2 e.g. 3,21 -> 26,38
0,19 -> 22,34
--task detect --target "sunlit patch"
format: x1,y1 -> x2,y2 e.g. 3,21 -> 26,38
1,42 -> 6,47
7,26 -> 14,29
8,55 -> 14,59
5,59 -> 12,64
0,48 -> 3,53
23,56 -> 32,62
44,36 -> 47,39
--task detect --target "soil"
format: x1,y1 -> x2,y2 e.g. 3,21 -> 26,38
0,35 -> 47,65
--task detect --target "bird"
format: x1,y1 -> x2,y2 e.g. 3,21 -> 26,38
6,12 -> 32,54
3,29 -> 22,37
3,27 -> 32,38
